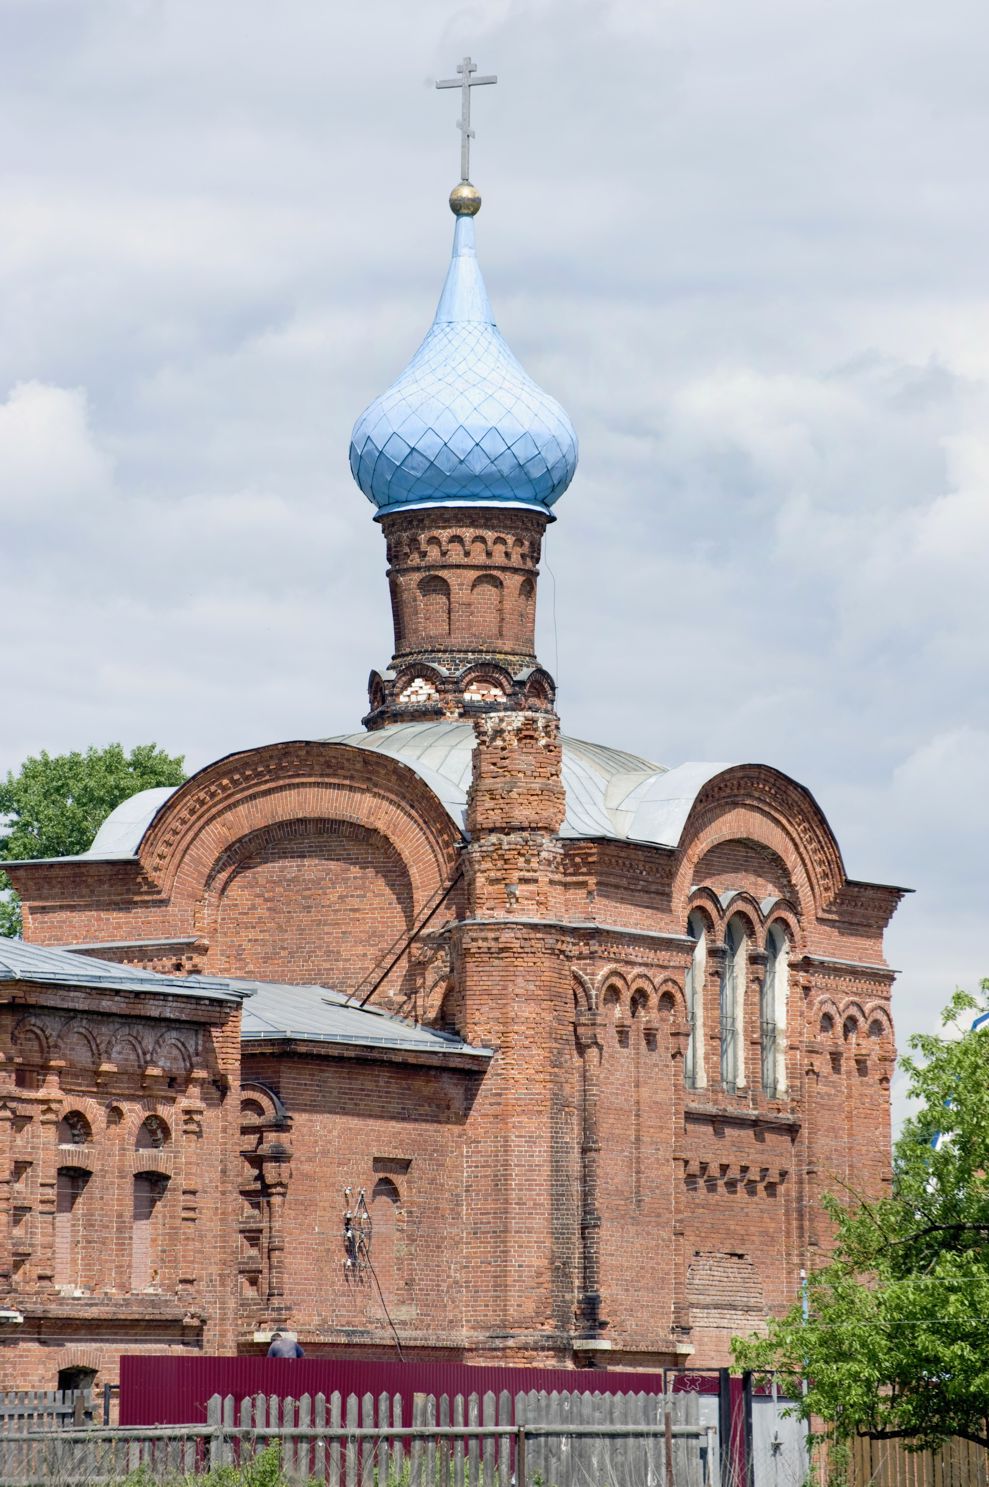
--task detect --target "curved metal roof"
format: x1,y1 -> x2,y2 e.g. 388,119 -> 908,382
87,786 -> 178,857
80,721 -> 733,859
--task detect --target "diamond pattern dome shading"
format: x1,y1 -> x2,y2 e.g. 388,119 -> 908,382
349,214 -> 578,514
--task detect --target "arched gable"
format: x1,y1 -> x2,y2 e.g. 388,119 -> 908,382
673,765 -> 847,919
684,888 -> 722,930
764,902 -> 801,951
131,743 -> 462,998
460,663 -> 514,701
136,741 -> 463,913
241,1080 -> 290,1127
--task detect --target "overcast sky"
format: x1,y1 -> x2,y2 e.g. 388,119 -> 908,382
2,0 -> 987,1124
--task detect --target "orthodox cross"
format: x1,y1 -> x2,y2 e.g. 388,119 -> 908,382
435,56 -> 497,182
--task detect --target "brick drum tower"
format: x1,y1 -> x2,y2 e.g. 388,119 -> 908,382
350,191 -> 572,729
0,73 -> 906,1391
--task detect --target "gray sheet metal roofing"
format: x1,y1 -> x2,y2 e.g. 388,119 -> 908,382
328,723 -> 734,847
83,722 -> 733,859
240,980 -> 491,1059
0,941 -> 491,1060
0,938 -> 249,1002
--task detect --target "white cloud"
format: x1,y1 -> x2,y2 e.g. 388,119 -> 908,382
0,382 -> 112,516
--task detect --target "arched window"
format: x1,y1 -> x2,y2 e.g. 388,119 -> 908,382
762,925 -> 789,1096
518,576 -> 535,633
684,912 -> 707,1090
418,575 -> 451,638
720,917 -> 748,1093
58,1112 -> 92,1147
136,1115 -> 169,1151
57,1366 -> 97,1395
470,574 -> 504,641
55,1168 -> 90,1289
132,1174 -> 169,1291
370,1177 -> 401,1301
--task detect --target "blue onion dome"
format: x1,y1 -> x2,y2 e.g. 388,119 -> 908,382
349,206 -> 578,515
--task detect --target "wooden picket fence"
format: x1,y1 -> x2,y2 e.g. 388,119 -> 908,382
0,1386 -> 716,1486
849,1433 -> 989,1486
0,1394 -> 92,1434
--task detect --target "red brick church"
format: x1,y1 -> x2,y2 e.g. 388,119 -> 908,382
0,113 -> 903,1392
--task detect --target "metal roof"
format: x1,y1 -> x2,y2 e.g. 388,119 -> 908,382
0,941 -> 491,1060
326,723 -> 732,847
79,722 -> 733,860
86,786 -> 178,858
0,939 -> 249,1003
240,980 -> 491,1059
349,213 -> 578,516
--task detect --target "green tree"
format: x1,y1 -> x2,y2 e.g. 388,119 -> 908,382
0,743 -> 186,936
733,986 -> 989,1453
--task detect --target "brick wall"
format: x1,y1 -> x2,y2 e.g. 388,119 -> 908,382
381,509 -> 546,663
0,984 -> 241,1390
0,696 -> 903,1385
239,1052 -> 474,1350
207,823 -> 415,1000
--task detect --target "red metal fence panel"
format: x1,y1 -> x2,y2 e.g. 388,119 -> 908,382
119,1356 -> 678,1427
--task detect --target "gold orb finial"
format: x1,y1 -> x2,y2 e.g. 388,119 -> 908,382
449,181 -> 482,217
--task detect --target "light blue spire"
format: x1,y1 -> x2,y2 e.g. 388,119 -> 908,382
434,215 -> 494,323
349,213 -> 578,515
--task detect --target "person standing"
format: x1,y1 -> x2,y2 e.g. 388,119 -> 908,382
266,1329 -> 304,1358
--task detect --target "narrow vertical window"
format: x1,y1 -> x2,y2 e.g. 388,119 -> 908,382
471,574 -> 505,641
55,1168 -> 89,1289
418,575 -> 451,638
518,576 -> 535,634
762,925 -> 789,1096
684,912 -> 707,1089
721,917 -> 747,1092
132,1174 -> 167,1291
370,1177 -> 401,1302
